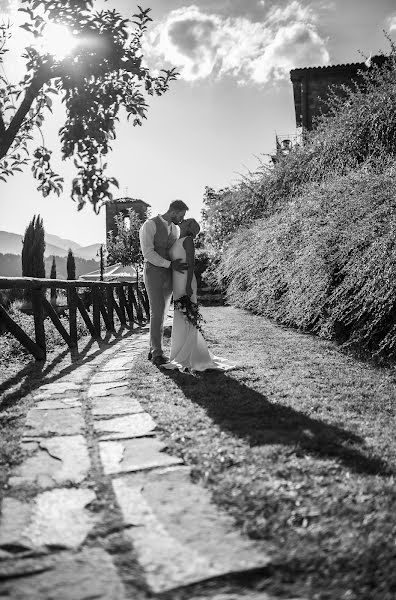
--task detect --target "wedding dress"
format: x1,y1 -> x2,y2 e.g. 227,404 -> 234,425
163,238 -> 235,372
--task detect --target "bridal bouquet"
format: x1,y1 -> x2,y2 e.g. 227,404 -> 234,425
173,295 -> 205,334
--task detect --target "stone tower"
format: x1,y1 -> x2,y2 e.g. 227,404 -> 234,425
105,197 -> 150,239
290,56 -> 386,130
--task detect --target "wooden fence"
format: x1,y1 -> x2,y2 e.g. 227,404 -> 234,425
0,277 -> 150,361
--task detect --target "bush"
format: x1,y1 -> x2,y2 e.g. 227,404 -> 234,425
0,288 -> 24,310
210,44 -> 396,360
217,162 -> 396,360
204,46 -> 396,251
194,248 -> 211,288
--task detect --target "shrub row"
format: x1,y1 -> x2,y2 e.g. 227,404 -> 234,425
216,162 -> 396,360
208,46 -> 396,360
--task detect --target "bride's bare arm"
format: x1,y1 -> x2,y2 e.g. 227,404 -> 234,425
183,236 -> 195,297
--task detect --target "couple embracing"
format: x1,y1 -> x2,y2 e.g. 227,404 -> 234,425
139,200 -> 234,373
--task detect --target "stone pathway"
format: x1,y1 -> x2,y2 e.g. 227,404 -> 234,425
0,328 -> 304,600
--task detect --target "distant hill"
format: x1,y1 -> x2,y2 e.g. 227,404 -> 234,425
0,253 -> 99,279
0,231 -> 68,257
0,231 -> 100,261
74,243 -> 102,260
45,233 -> 81,253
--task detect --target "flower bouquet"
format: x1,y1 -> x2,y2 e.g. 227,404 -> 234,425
173,295 -> 205,334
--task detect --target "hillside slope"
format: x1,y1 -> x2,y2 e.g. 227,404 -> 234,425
0,231 -> 100,261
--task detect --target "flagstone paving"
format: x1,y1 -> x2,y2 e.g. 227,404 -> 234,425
24,407 -> 85,437
0,328 -> 305,600
99,437 -> 184,475
91,396 -> 143,417
9,436 -> 90,488
0,488 -> 98,550
0,548 -> 126,600
34,397 -> 82,409
94,412 -> 157,440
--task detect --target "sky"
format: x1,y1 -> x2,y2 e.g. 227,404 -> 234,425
0,0 -> 395,246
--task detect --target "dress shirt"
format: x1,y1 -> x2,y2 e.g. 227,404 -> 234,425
139,215 -> 180,269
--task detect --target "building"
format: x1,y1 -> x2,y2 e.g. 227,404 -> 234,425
290,56 -> 386,130
105,197 -> 150,239
270,133 -> 302,164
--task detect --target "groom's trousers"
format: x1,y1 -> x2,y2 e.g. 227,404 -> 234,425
143,262 -> 173,358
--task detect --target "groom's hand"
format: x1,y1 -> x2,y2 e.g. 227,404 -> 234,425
171,258 -> 188,273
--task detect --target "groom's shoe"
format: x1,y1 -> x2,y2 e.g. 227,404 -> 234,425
147,351 -> 152,361
152,355 -> 169,367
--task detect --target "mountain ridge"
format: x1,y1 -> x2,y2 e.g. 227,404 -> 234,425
0,231 -> 101,261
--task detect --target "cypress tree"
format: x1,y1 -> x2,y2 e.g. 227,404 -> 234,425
50,256 -> 57,303
67,248 -> 76,280
21,215 -> 46,301
22,214 -> 46,278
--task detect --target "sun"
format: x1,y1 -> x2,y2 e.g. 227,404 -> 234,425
37,22 -> 78,60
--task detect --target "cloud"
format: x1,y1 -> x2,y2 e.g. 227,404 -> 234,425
144,1 -> 330,85
250,22 -> 329,83
387,13 -> 396,32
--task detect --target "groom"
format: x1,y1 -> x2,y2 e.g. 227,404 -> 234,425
139,200 -> 189,366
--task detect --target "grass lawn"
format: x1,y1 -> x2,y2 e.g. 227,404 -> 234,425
132,306 -> 396,600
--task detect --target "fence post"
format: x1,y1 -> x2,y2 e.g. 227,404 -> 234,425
31,286 -> 46,359
118,285 -> 132,327
129,284 -> 143,323
67,285 -> 78,347
105,285 -> 115,331
92,285 -> 101,337
139,283 -> 150,321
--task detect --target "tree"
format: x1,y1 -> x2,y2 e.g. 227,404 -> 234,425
201,186 -> 247,254
66,248 -> 76,280
0,1 -> 178,212
106,207 -> 143,277
21,214 -> 46,278
50,255 -> 57,303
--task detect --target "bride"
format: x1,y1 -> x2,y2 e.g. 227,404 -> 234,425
163,218 -> 235,373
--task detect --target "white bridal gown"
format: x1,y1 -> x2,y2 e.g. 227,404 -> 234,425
163,238 -> 235,372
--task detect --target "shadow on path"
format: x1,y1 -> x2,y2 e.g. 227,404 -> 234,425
161,369 -> 390,477
0,326 -> 147,410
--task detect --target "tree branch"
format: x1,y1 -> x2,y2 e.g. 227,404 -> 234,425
0,112 -> 5,137
0,67 -> 50,160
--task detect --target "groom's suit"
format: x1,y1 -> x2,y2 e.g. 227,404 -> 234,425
139,215 -> 179,359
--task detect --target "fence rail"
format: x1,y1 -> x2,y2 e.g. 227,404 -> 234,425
0,277 -> 150,361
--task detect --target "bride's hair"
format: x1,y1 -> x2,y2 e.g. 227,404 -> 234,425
181,218 -> 200,237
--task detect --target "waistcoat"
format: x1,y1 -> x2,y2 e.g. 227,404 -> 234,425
151,215 -> 178,261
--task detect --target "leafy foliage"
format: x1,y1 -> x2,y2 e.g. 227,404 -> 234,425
213,43 -> 396,361
0,1 -> 178,211
21,214 -> 45,278
217,161 -> 396,361
106,207 -> 144,270
201,182 -> 265,254
204,45 -> 396,252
